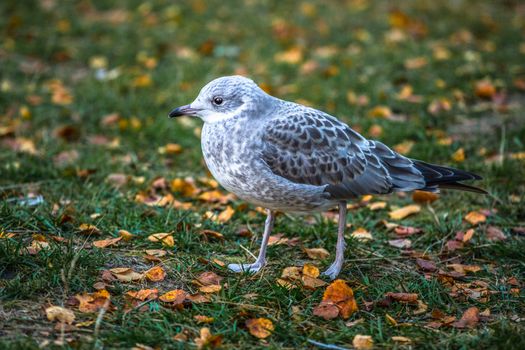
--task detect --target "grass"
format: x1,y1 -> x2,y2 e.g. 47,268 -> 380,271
1,0 -> 524,348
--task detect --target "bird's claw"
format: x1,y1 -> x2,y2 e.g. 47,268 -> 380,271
321,264 -> 342,281
228,262 -> 264,274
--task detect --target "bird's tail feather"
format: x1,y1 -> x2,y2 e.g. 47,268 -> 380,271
412,160 -> 487,194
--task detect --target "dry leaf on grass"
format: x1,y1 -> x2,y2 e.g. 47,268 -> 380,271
194,327 -> 223,349
353,335 -> 374,350
194,271 -> 223,293
416,258 -> 437,272
313,279 -> 358,319
486,226 -> 506,241
75,290 -> 111,313
145,266 -> 166,282
78,223 -> 101,235
118,229 -> 135,241
46,306 -> 75,324
304,247 -> 330,260
194,315 -> 214,324
147,233 -> 174,247
464,211 -> 486,225
93,236 -> 122,248
388,239 -> 412,249
109,267 -> 143,282
351,227 -> 373,241
394,226 -> 422,236
412,190 -> 439,203
159,290 -> 187,304
389,205 -> 421,220
385,292 -> 419,303
200,229 -> 224,241
126,289 -> 158,301
392,336 -> 411,343
452,307 -> 479,329
246,318 -> 274,339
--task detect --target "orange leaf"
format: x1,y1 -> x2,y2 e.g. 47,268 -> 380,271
159,289 -> 187,304
314,279 -> 358,319
302,264 -> 320,278
464,211 -> 486,225
194,327 -> 223,349
412,190 -> 439,204
452,307 -> 479,329
93,236 -> 122,248
389,205 -> 421,220
246,318 -> 275,339
386,292 -> 418,303
199,284 -> 222,293
118,229 -> 135,241
145,266 -> 166,282
194,315 -> 215,324
126,289 -> 158,301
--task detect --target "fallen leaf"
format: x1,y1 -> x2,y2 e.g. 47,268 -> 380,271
110,267 -> 143,282
246,318 -> 274,339
302,264 -> 320,278
304,247 -> 330,260
385,292 -> 418,303
412,190 -> 439,203
301,275 -> 328,289
75,290 -> 111,313
416,258 -> 437,272
475,80 -> 496,99
394,226 -> 422,236
389,205 -> 421,220
447,264 -> 481,274
126,289 -> 158,301
199,285 -> 222,293
313,279 -> 358,319
452,148 -> 465,162
200,230 -> 225,241
147,233 -> 174,247
368,201 -> 387,210
93,236 -> 122,248
392,336 -> 411,343
216,205 -> 235,223
464,211 -> 486,225
46,306 -> 75,324
452,307 -> 479,329
196,271 -> 223,286
281,266 -> 302,280
353,335 -> 374,350
462,228 -> 475,242
351,227 -> 373,241
145,266 -> 166,282
118,230 -> 134,241
78,223 -> 101,235
159,290 -> 187,303
194,327 -> 223,349
194,315 -> 214,324
385,313 -> 398,326
486,226 -> 506,241
388,239 -> 412,249
446,239 -> 464,251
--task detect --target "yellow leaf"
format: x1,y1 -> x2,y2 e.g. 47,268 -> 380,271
118,229 -> 135,241
132,74 -> 152,88
159,289 -> 187,303
389,205 -> 421,220
170,177 -> 199,196
392,336 -> 411,343
126,289 -> 158,301
215,206 -> 235,223
199,284 -> 222,293
246,318 -> 274,339
194,315 -> 214,324
274,46 -> 303,64
351,227 -> 373,241
302,264 -> 320,278
78,223 -> 102,235
367,106 -> 392,118
412,190 -> 439,204
145,266 -> 166,282
452,148 -> 465,162
353,335 -> 374,350
46,306 -> 75,324
147,233 -> 174,247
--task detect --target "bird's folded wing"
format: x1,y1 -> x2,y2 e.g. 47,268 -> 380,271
260,110 -> 406,198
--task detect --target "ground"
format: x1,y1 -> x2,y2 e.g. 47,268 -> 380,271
1,0 -> 524,349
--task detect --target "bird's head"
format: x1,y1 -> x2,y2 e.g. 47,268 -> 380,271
168,75 -> 271,123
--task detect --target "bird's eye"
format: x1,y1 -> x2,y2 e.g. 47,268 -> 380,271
212,96 -> 223,105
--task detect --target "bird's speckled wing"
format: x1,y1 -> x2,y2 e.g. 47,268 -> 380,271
260,107 -> 425,198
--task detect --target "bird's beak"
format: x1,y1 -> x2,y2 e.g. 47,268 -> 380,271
168,104 -> 200,118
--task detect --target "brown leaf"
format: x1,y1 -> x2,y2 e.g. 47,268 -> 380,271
145,266 -> 166,282
416,258 -> 437,272
93,236 -> 122,248
389,205 -> 421,220
486,226 -> 506,241
196,271 -> 223,286
200,230 -> 224,241
109,267 -> 143,282
452,307 -> 479,329
385,292 -> 418,303
304,247 -> 330,260
118,229 -> 135,241
46,306 -> 75,324
446,240 -> 464,251
199,284 -> 222,293
392,336 -> 411,343
394,226 -> 422,236
388,239 -> 412,249
301,275 -> 328,289
246,318 -> 275,339
351,227 -> 373,241
75,290 -> 111,313
353,335 -> 374,350
412,190 -> 439,204
475,80 -> 496,99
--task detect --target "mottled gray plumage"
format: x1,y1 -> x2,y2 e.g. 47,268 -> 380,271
169,75 -> 484,279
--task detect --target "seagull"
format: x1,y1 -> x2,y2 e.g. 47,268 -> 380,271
169,76 -> 485,280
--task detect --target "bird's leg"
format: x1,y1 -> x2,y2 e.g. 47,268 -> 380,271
322,202 -> 347,280
228,209 -> 275,273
